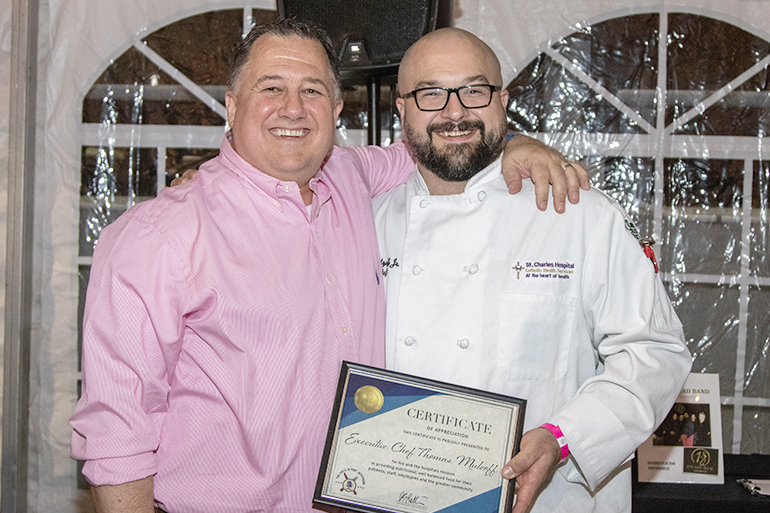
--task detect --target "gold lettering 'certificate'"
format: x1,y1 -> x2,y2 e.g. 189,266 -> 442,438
314,362 -> 526,513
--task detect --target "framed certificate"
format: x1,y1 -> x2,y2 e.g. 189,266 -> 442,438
314,362 -> 526,513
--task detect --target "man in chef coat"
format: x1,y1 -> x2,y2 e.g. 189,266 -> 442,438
373,27 -> 692,513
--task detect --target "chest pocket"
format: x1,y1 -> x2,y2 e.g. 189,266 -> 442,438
497,292 -> 577,382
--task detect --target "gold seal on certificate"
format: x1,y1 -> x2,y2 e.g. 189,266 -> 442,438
355,385 -> 385,414
314,362 -> 526,513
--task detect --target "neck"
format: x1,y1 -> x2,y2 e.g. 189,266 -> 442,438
417,166 -> 468,195
299,183 -> 313,205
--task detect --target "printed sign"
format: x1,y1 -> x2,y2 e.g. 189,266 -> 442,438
637,373 -> 724,484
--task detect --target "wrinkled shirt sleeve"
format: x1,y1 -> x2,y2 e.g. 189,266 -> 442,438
70,213 -> 189,486
341,139 -> 416,198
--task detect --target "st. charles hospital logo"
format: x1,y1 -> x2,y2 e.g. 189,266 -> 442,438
335,468 -> 366,495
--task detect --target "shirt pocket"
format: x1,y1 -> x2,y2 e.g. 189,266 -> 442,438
497,292 -> 577,382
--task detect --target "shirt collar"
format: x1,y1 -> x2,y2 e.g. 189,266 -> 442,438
218,131 -> 325,204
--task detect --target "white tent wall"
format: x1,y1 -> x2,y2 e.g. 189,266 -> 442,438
465,0 -> 770,85
2,0 -> 766,511
0,0 -> 11,427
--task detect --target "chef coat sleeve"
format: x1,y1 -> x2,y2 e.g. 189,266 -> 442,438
548,203 -> 692,491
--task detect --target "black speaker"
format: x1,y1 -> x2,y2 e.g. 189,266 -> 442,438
277,0 -> 453,76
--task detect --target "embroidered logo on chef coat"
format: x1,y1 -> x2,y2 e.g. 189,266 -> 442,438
625,219 -> 660,273
515,260 -> 576,280
624,219 -> 641,240
381,257 -> 399,277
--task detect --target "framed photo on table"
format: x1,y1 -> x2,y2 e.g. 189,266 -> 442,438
314,362 -> 526,513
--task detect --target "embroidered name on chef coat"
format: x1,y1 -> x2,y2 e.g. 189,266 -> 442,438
381,257 -> 399,277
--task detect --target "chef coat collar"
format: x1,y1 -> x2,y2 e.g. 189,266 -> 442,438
411,156 -> 504,196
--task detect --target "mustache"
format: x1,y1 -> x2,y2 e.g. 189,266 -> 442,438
427,120 -> 485,136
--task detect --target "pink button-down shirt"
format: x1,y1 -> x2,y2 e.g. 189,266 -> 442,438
70,135 -> 413,512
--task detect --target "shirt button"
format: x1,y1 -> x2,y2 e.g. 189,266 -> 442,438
419,198 -> 430,208
464,264 -> 479,274
275,200 -> 282,208
341,326 -> 349,335
404,336 -> 416,347
284,184 -> 291,193
477,191 -> 487,202
326,274 -> 332,283
457,338 -> 470,349
412,266 -> 422,275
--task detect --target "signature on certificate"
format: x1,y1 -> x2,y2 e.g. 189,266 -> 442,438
397,491 -> 427,507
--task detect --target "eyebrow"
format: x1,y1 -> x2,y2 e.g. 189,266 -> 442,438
254,75 -> 330,92
255,75 -> 283,87
302,77 -> 330,90
412,75 -> 491,89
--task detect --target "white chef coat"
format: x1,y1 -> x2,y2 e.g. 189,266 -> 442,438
372,157 -> 691,513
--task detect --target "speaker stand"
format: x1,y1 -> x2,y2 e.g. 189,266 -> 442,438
342,64 -> 399,147
367,76 -> 381,146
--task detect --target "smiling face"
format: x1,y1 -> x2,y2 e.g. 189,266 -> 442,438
225,34 -> 343,192
397,28 -> 509,191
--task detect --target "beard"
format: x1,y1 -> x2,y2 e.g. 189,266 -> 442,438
405,117 -> 507,182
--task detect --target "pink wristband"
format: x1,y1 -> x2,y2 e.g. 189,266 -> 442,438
540,423 -> 569,462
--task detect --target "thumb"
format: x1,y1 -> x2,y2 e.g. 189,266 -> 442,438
502,164 -> 525,194
501,449 -> 537,480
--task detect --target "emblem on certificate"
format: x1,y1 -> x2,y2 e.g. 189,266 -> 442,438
314,362 -> 526,513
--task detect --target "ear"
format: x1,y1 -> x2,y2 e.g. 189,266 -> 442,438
499,88 -> 509,108
396,97 -> 406,120
333,99 -> 344,124
225,91 -> 237,128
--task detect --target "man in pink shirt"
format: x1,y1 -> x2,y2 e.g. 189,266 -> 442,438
70,19 -> 587,513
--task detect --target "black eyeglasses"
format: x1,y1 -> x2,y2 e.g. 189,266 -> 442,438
402,84 -> 502,111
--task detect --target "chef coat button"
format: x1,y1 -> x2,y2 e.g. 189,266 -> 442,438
477,191 -> 487,202
464,264 -> 479,274
419,198 -> 430,208
457,338 -> 470,349
404,336 -> 416,347
412,265 -> 422,275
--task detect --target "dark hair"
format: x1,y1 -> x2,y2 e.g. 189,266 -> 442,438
229,18 -> 341,101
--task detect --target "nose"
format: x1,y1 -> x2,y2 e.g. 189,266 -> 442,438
279,90 -> 307,120
441,90 -> 468,121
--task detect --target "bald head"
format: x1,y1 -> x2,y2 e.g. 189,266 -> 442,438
395,28 -> 509,195
398,28 -> 503,94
